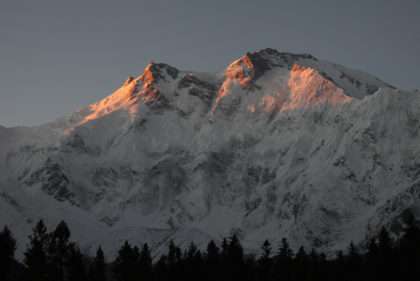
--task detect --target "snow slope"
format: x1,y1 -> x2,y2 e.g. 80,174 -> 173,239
0,48 -> 418,257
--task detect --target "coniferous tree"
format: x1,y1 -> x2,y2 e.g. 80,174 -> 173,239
167,240 -> 181,267
258,240 -> 272,281
138,243 -> 152,281
183,242 -> 203,281
275,238 -> 293,281
226,235 -> 245,281
260,240 -> 272,262
67,243 -> 88,281
47,221 -> 71,281
294,246 -> 308,281
89,246 -> 107,281
24,220 -> 49,281
308,248 -> 322,281
4,216 -> 420,281
206,240 -> 220,264
113,241 -> 140,281
166,240 -> 182,281
228,235 -> 244,263
0,226 -> 16,281
277,237 -> 294,260
205,240 -> 220,281
219,238 -> 230,281
221,238 -> 229,260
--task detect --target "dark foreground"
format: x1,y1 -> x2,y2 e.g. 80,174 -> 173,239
1,216 -> 420,281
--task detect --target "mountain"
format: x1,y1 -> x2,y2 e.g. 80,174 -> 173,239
1,48 -> 419,257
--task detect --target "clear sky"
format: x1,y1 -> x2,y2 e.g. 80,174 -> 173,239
0,0 -> 419,127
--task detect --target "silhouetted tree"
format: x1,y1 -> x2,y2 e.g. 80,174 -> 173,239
165,240 -> 182,281
5,217 -> 420,281
47,221 -> 71,281
24,220 -> 49,281
260,240 -> 272,262
258,240 -> 272,281
138,243 -> 152,281
182,242 -> 203,281
294,246 -> 309,281
275,238 -> 294,281
205,240 -> 220,281
206,240 -> 220,264
67,243 -> 88,281
0,226 -> 16,281
89,246 -> 106,281
308,248 -> 323,281
113,241 -> 140,281
225,235 -> 245,281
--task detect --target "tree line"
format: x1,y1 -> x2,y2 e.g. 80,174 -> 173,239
1,217 -> 420,281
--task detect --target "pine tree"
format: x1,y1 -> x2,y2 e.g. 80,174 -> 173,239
113,241 -> 139,281
205,240 -> 220,281
277,237 -> 294,260
228,234 -> 244,263
167,240 -> 180,267
206,240 -> 220,264
260,240 -> 272,262
138,243 -> 152,281
67,243 -> 88,281
221,238 -> 229,260
309,248 -> 321,281
225,235 -> 245,281
0,226 -> 16,281
166,240 -> 182,281
258,240 -> 272,281
276,238 -> 293,281
47,221 -> 71,281
293,246 -> 309,281
89,246 -> 106,281
186,242 -> 198,261
24,220 -> 49,281
183,242 -> 203,281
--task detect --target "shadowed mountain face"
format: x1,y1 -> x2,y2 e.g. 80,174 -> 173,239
0,48 -> 418,256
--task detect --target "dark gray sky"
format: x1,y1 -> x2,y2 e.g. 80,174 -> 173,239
1,0 -> 419,127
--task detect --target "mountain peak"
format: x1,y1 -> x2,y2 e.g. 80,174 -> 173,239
140,62 -> 179,85
69,49 -> 394,128
245,48 -> 317,63
225,48 -> 318,86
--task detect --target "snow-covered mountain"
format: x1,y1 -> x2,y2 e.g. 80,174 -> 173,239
1,48 -> 419,257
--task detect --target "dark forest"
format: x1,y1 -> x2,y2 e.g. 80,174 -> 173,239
1,217 -> 420,281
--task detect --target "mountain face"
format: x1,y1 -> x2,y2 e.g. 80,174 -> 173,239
1,48 -> 419,256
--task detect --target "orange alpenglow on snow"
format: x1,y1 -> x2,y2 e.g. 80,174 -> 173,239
214,54 -> 352,115
283,64 -> 352,111
77,63 -> 169,126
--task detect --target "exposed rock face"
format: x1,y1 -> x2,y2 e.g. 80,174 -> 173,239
0,48 -> 418,257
